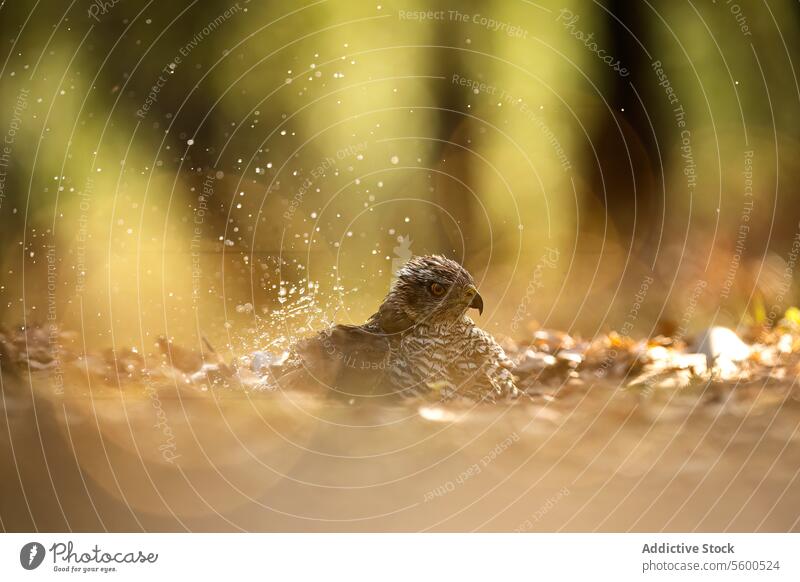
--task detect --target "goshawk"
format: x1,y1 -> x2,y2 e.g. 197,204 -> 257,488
284,255 -> 518,400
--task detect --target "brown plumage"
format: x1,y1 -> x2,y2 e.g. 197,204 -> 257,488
280,256 -> 518,400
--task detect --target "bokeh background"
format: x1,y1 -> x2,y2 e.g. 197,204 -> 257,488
1,0 -> 799,354
2,0 -> 800,535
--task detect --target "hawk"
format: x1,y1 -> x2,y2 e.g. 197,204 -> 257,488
281,255 -> 518,400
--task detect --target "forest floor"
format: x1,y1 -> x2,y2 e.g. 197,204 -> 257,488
1,318 -> 799,531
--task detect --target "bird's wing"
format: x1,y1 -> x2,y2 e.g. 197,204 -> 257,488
373,302 -> 415,334
285,324 -> 393,396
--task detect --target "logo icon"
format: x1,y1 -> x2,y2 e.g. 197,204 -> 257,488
20,542 -> 45,570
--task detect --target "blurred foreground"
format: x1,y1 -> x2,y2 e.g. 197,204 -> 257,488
1,321 -> 799,532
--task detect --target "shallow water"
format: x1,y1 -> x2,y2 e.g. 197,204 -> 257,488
2,372 -> 799,532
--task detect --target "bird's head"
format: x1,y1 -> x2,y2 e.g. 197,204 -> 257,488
377,255 -> 483,332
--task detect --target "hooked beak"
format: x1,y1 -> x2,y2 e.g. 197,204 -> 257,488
466,286 -> 484,315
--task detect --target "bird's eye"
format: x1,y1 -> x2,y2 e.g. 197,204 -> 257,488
430,282 -> 446,297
